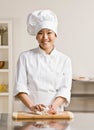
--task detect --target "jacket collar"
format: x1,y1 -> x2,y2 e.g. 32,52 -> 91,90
38,46 -> 57,57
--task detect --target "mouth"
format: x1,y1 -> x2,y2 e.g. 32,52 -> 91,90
42,41 -> 49,45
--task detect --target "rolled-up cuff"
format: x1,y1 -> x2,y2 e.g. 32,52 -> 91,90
55,89 -> 71,107
14,83 -> 29,97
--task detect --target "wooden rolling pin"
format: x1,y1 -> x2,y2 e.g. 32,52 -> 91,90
12,111 -> 74,120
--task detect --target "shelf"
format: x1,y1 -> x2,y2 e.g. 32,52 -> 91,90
0,20 -> 12,113
72,78 -> 94,82
72,93 -> 94,97
0,46 -> 9,49
0,69 -> 9,72
0,92 -> 9,96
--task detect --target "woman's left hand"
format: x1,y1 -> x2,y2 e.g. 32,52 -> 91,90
48,105 -> 57,114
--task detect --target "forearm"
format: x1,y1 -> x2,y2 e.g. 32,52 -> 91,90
16,93 -> 34,110
16,93 -> 45,112
51,96 -> 66,109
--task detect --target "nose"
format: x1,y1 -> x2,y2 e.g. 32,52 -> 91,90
43,33 -> 48,39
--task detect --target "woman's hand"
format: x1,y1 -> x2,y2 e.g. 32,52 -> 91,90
30,104 -> 46,112
48,105 -> 57,114
48,96 -> 66,114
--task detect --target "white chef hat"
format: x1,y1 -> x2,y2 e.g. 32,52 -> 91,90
27,9 -> 58,36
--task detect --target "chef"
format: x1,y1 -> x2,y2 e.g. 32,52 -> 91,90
14,9 -> 72,114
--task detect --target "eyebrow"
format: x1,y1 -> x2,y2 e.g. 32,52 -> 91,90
39,29 -> 53,32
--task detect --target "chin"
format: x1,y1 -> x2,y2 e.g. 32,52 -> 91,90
42,45 -> 50,49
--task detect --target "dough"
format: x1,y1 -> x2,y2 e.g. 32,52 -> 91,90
35,107 -> 49,115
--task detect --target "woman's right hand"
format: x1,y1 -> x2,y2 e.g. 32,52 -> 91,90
30,104 -> 46,112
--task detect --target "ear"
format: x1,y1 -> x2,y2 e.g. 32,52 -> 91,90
55,33 -> 57,37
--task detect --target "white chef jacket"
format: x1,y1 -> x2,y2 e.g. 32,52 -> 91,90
14,46 -> 72,111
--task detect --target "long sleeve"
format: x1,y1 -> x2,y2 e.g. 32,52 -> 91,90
55,57 -> 72,106
14,53 -> 29,96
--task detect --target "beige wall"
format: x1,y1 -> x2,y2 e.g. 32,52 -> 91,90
0,0 -> 94,79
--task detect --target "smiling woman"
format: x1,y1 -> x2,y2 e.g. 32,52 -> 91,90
13,9 -> 72,114
36,29 -> 56,54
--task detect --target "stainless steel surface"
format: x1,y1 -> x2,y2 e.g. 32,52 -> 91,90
0,112 -> 94,130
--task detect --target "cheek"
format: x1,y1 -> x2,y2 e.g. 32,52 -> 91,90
36,35 -> 42,41
36,36 -> 40,42
50,36 -> 56,41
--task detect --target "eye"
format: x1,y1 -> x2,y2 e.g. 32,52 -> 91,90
48,31 -> 52,34
37,32 -> 43,35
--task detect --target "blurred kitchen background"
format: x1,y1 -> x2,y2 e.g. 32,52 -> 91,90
0,0 -> 94,113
